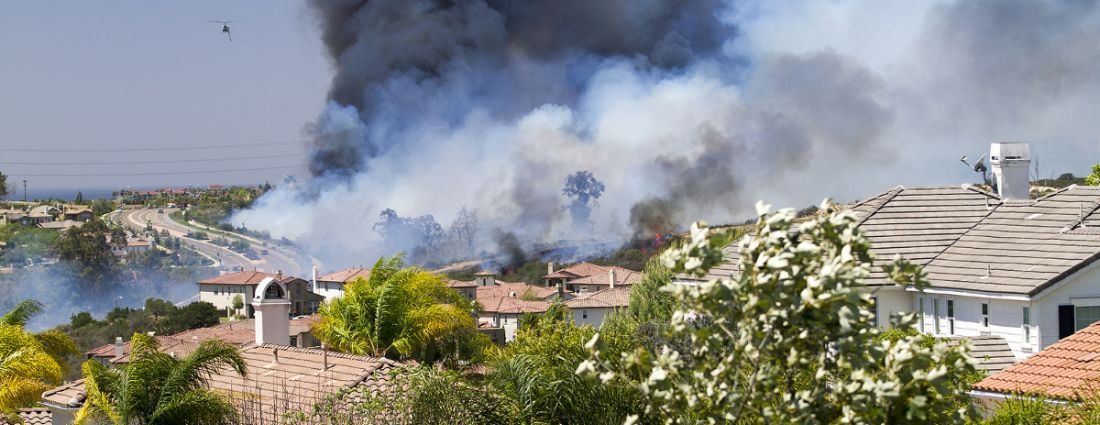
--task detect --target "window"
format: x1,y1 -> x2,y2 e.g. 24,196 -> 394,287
918,297 -> 925,331
290,336 -> 298,347
871,297 -> 879,326
982,303 -> 989,328
933,299 -> 941,334
1075,306 -> 1100,331
1023,306 -> 1031,342
582,310 -> 588,319
947,300 -> 955,335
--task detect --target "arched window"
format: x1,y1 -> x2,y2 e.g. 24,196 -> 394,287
264,284 -> 284,300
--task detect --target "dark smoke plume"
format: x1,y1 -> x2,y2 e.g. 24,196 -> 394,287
237,1 -> 1100,269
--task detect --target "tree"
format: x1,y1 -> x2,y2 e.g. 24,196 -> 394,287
0,300 -> 78,413
562,170 -> 606,227
144,298 -> 176,332
490,303 -> 643,424
1086,164 -> 1100,186
231,295 -> 244,316
75,333 -> 246,425
312,256 -> 486,364
0,171 -> 9,199
583,201 -> 978,423
163,302 -> 220,334
57,219 -> 118,288
449,207 -> 479,257
626,257 -> 675,323
75,191 -> 84,204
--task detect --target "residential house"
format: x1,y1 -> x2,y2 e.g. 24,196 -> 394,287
683,143 -> 1100,360
83,316 -> 321,367
61,205 -> 94,222
0,209 -> 26,225
970,320 -> 1100,412
38,220 -> 83,232
110,238 -> 153,255
43,289 -> 398,424
564,287 -> 631,327
473,272 -> 563,342
447,279 -> 478,300
544,262 -> 641,294
197,271 -> 321,317
313,267 -> 372,300
21,205 -> 58,225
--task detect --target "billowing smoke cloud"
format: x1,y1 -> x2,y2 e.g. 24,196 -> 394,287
233,0 -> 1100,269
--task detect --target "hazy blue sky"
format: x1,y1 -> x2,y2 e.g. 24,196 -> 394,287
0,1 -> 329,191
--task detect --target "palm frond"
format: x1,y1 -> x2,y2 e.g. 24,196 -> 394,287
150,388 -> 237,425
0,300 -> 43,327
157,340 -> 246,409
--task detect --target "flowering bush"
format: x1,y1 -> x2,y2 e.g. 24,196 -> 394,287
582,201 -> 978,424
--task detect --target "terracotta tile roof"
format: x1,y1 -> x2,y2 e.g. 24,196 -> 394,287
973,320 -> 1100,399
447,279 -> 477,288
555,262 -> 611,278
566,267 -> 642,287
480,296 -> 551,314
37,220 -> 83,230
44,345 -> 402,422
214,344 -> 402,423
686,185 -> 1100,296
947,335 -> 1017,374
316,268 -> 372,283
565,287 -> 631,309
476,283 -> 557,302
88,320 -> 259,364
41,379 -> 86,410
198,271 -> 302,286
0,408 -> 52,425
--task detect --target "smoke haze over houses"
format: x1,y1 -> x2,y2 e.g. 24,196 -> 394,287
224,0 -> 1100,268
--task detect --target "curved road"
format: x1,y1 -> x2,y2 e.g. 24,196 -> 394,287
114,208 -> 310,277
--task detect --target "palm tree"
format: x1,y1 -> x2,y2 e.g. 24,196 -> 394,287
0,300 -> 78,413
75,333 -> 246,425
312,256 -> 484,363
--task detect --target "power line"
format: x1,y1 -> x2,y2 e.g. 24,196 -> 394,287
0,141 -> 303,153
11,165 -> 297,177
0,153 -> 302,166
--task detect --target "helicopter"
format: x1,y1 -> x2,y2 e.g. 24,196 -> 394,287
208,20 -> 234,41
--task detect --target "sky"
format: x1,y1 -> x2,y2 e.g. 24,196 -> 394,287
1,0 -> 1097,202
0,1 -> 329,191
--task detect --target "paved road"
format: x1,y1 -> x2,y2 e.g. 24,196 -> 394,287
114,208 -> 313,277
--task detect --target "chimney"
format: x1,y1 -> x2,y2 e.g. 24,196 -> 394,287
253,277 -> 291,346
311,266 -> 319,294
547,262 -> 554,275
609,269 -> 616,289
990,142 -> 1031,200
114,337 -> 123,359
510,291 -> 517,298
276,270 -> 283,281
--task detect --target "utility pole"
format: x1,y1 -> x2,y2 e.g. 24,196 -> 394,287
22,180 -> 27,202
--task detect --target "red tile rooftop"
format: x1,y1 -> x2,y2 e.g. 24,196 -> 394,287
974,320 -> 1100,399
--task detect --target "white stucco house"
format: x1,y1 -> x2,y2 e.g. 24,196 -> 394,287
198,271 -> 322,318
564,287 -> 631,327
685,143 -> 1100,360
312,267 -> 372,300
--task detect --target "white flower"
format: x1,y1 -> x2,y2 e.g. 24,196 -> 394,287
575,360 -> 596,375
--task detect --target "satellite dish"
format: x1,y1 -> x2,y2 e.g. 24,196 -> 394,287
973,155 -> 987,173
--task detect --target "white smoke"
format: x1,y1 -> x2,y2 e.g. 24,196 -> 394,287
234,0 -> 1100,268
